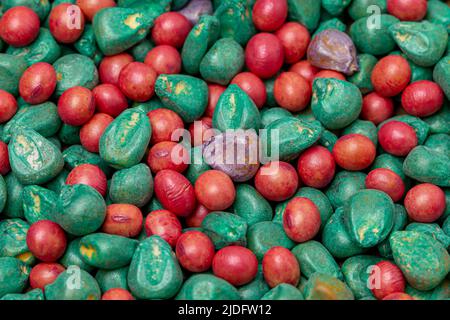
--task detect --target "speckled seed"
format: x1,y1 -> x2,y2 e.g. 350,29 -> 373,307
201,212 -> 248,249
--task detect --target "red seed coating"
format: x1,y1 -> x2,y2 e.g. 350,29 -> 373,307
275,22 -> 310,64
147,108 -> 185,145
49,4 -> 85,44
274,71 -> 311,112
313,70 -> 346,81
365,168 -> 405,202
66,164 -> 107,196
387,0 -> 427,21
297,146 -> 335,188
118,62 -> 157,102
76,0 -> 116,21
176,230 -> 215,273
145,209 -> 182,247
80,113 -> 114,153
404,183 -> 446,223
371,55 -> 411,97
283,197 -> 321,243
0,6 -> 40,47
101,288 -> 135,300
147,141 -> 189,173
26,220 -> 67,262
370,261 -> 406,300
401,80 -> 444,117
29,263 -> 65,290
255,161 -> 299,202
0,89 -> 18,123
102,204 -> 143,238
151,12 -> 192,49
154,169 -> 196,217
19,62 -> 57,105
144,45 -> 182,75
57,86 -> 95,126
231,72 -> 267,109
382,292 -> 414,300
252,0 -> 288,32
93,84 -> 128,118
185,204 -> 210,228
262,246 -> 300,288
188,117 -> 214,147
0,141 -> 11,175
332,134 -> 376,171
99,53 -> 134,86
195,170 -> 236,211
289,60 -> 320,84
212,246 -> 258,286
378,121 -> 418,157
245,33 -> 284,79
205,84 -> 226,118
360,92 -> 394,125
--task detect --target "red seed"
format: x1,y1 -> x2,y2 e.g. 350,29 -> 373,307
255,161 -> 299,202
0,6 -> 40,47
57,86 -> 95,126
147,141 -> 189,173
99,53 -> 134,86
80,113 -> 114,153
147,108 -> 185,145
245,33 -> 284,79
144,45 -> 182,75
275,22 -> 310,64
365,168 -> 405,202
154,169 -> 196,217
66,164 -> 107,196
313,70 -> 346,81
212,246 -> 258,286
26,220 -> 67,262
205,84 -> 226,118
360,92 -> 394,125
387,0 -> 427,21
371,55 -> 411,97
0,141 -> 11,175
19,62 -> 57,105
378,121 -> 418,157
382,292 -> 414,300
401,80 -> 444,117
176,230 -> 215,273
102,204 -> 143,238
185,204 -> 210,228
49,4 -> 85,44
0,89 -> 18,123
297,145 -> 335,188
29,263 -> 65,290
283,197 -> 321,243
274,71 -> 311,112
252,0 -> 288,32
101,288 -> 135,300
231,72 -> 267,108
262,246 -> 300,288
195,170 -> 236,211
76,0 -> 116,21
145,209 -> 182,247
404,183 -> 446,223
370,261 -> 406,300
332,134 -> 376,171
289,60 -> 320,84
118,62 -> 157,102
151,12 -> 192,49
92,84 -> 128,118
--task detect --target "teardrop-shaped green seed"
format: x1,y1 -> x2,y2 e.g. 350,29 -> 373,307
326,171 -> 367,209
45,268 -> 101,300
6,28 -> 61,66
128,236 -> 183,300
322,0 -> 351,16
176,274 -> 241,300
79,233 -> 138,269
1,288 -> 44,300
0,54 -> 27,96
389,21 -> 448,67
109,163 -> 153,207
0,257 -> 30,297
60,238 -> 95,273
201,212 -> 248,249
233,184 -> 272,226
303,273 -> 354,300
99,108 -> 151,169
9,129 -> 64,185
212,84 -> 261,132
287,0 -> 321,31
3,173 -> 25,219
403,146 -> 450,187
0,219 -> 29,259
96,267 -> 129,293
199,38 -> 245,85
182,15 -> 221,75
312,78 -> 362,130
155,74 -> 208,123
391,231 -> 450,291
433,55 -> 450,100
427,0 -> 450,32
377,204 -> 408,259
341,255 -> 382,299
56,184 -> 106,236
261,284 -> 305,300
74,24 -> 101,59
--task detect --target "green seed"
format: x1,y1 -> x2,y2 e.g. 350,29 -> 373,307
45,268 -> 101,300
201,212 -> 248,250
176,274 -> 241,300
